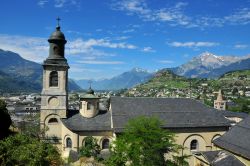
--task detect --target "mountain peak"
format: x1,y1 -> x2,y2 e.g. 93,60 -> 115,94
131,67 -> 149,73
199,52 -> 221,61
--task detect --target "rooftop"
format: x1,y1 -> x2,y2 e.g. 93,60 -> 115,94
213,115 -> 250,160
111,97 -> 231,132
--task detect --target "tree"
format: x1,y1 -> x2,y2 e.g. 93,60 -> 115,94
0,134 -> 62,166
105,116 -> 188,166
79,136 -> 101,159
0,99 -> 12,140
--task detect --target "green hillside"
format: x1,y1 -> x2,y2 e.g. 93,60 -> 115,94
124,69 -> 250,99
137,70 -> 189,89
208,70 -> 250,90
124,70 -> 194,97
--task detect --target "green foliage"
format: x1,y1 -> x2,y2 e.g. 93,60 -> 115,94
0,99 -> 12,140
105,116 -> 188,166
18,114 -> 44,139
228,98 -> 250,114
0,134 -> 62,166
79,136 -> 101,159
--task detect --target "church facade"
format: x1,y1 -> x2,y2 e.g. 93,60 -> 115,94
40,24 -> 246,165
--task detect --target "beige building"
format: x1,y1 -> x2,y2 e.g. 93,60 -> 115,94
40,24 -> 248,165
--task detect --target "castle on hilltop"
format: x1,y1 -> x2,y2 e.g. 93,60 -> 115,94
40,22 -> 250,166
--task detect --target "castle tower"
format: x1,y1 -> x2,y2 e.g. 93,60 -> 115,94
79,87 -> 100,118
40,18 -> 69,139
214,89 -> 226,110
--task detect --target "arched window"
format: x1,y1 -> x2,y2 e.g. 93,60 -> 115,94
49,71 -> 58,87
87,102 -> 91,110
48,118 -> 58,124
190,140 -> 198,150
66,137 -> 72,148
102,139 -> 110,149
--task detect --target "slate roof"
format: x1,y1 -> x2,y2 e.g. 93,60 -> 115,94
111,97 -> 231,132
217,110 -> 248,119
213,115 -> 250,160
61,110 -> 111,132
197,150 -> 245,166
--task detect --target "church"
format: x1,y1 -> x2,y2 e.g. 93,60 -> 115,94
40,23 -> 248,165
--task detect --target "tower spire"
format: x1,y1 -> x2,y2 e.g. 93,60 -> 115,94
56,17 -> 61,30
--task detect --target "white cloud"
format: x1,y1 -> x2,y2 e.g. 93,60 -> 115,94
157,60 -> 174,64
0,34 -> 137,63
37,0 -> 48,7
78,60 -> 124,65
37,0 -> 81,9
234,44 -> 248,49
225,8 -> 250,25
67,38 -> 137,56
141,46 -> 155,52
114,36 -> 131,40
112,0 -> 191,27
70,65 -> 101,73
122,29 -> 135,33
0,34 -> 48,62
168,41 -> 219,48
54,0 -> 66,8
111,1 -> 250,28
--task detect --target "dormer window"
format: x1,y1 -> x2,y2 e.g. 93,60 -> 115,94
50,71 -> 58,87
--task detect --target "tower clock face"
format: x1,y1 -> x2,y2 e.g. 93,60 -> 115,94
48,97 -> 59,107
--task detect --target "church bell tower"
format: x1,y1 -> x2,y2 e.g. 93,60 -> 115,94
40,18 -> 69,134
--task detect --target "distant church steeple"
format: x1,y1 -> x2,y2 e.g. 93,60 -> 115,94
40,18 -> 69,140
214,89 -> 227,110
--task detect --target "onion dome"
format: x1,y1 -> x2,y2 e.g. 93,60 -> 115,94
87,87 -> 95,95
48,25 -> 66,43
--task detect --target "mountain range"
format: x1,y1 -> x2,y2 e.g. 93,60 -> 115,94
76,52 -> 250,90
0,49 -> 249,92
75,68 -> 153,90
170,52 -> 250,78
0,49 -> 81,93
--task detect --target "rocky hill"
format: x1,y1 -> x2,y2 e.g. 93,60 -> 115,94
0,49 -> 81,93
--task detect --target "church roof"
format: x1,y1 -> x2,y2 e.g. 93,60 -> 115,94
110,97 -> 231,132
61,110 -> 111,132
217,109 -> 248,119
196,150 -> 245,166
213,115 -> 250,160
61,97 -> 232,133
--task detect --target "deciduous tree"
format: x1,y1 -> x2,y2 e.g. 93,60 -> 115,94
105,116 -> 188,166
0,134 -> 62,166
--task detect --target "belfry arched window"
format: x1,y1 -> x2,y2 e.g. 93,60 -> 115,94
102,139 -> 110,149
48,118 -> 58,124
66,137 -> 72,148
49,71 -> 58,87
190,139 -> 198,150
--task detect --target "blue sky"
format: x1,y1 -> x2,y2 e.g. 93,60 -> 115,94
0,0 -> 250,80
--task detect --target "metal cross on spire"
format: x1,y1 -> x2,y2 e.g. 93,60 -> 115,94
56,17 -> 61,27
88,80 -> 92,89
